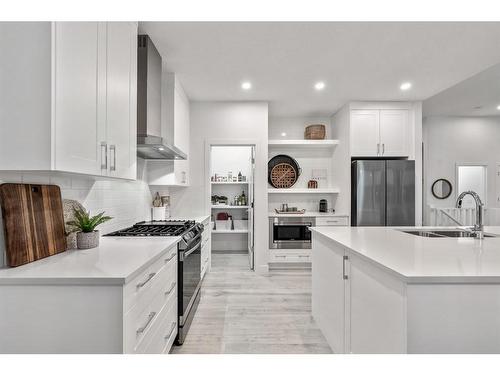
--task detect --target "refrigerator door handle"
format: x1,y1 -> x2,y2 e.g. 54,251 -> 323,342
382,143 -> 385,155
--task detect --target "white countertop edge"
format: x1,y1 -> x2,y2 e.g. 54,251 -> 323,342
0,237 -> 182,286
268,211 -> 348,218
310,227 -> 500,284
311,229 -> 409,282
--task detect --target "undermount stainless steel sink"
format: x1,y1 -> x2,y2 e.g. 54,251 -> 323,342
402,230 -> 498,238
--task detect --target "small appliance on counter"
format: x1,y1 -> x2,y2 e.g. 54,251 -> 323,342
319,199 -> 328,213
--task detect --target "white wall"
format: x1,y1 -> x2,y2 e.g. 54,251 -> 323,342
169,102 -> 269,273
268,117 -> 332,140
211,146 -> 252,179
0,159 -> 155,266
423,116 -> 500,223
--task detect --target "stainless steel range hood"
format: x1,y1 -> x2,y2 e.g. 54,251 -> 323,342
137,35 -> 187,160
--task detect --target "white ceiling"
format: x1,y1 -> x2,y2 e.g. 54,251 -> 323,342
139,22 -> 500,117
423,62 -> 500,117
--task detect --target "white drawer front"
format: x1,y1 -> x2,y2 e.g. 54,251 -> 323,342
123,245 -> 177,313
124,274 -> 177,353
135,295 -> 178,354
270,251 -> 311,263
315,216 -> 349,226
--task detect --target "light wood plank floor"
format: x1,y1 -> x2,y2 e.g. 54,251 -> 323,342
171,254 -> 332,354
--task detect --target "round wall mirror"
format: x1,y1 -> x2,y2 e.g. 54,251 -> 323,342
431,179 -> 452,199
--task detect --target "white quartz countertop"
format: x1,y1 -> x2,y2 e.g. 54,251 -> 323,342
268,211 -> 348,218
310,226 -> 500,283
0,237 -> 180,285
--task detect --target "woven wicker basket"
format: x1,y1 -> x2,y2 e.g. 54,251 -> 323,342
304,124 -> 326,140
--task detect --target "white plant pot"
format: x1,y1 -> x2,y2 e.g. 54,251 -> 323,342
76,231 -> 100,250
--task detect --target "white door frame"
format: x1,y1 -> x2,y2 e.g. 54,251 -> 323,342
204,139 -> 258,270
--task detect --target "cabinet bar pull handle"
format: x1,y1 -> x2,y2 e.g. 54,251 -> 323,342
164,322 -> 176,340
164,253 -> 176,263
343,255 -> 349,280
137,312 -> 156,334
377,143 -> 380,155
100,142 -> 107,170
165,282 -> 176,296
136,272 -> 156,289
382,143 -> 385,155
110,145 -> 116,171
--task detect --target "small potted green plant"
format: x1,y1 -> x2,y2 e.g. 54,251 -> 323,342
66,207 -> 112,250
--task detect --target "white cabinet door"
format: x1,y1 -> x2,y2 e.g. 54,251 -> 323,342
106,22 -> 138,180
53,22 -> 104,175
350,110 -> 380,157
173,85 -> 189,185
312,233 -> 346,353
379,109 -> 409,157
347,254 -> 407,353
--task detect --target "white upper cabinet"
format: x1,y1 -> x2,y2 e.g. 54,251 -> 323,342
379,110 -> 409,157
351,108 -> 409,157
106,22 -> 138,180
53,22 -> 104,176
350,110 -> 380,157
147,73 -> 190,186
0,22 -> 138,180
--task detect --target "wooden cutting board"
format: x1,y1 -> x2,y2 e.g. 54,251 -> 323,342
0,183 -> 67,267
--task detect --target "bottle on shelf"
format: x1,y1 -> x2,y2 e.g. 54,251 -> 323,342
241,190 -> 246,206
238,171 -> 242,182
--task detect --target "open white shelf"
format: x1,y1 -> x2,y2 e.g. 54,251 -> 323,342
211,181 -> 249,185
268,188 -> 340,194
211,229 -> 249,234
268,139 -> 339,149
211,205 -> 249,209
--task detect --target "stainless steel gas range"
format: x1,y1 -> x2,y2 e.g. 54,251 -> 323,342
106,220 -> 204,345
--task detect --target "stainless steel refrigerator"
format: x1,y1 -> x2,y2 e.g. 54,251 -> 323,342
351,160 -> 415,226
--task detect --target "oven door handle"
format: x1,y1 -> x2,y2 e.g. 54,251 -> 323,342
180,240 -> 201,261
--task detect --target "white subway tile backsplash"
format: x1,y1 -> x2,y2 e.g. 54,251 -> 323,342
0,171 -> 157,235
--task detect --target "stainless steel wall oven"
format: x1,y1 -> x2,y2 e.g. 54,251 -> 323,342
269,217 -> 313,249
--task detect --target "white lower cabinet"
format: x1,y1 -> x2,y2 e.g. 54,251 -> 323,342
312,232 -> 407,353
123,246 -> 178,354
0,244 -> 178,354
269,250 -> 311,263
201,217 -> 211,278
315,216 -> 349,227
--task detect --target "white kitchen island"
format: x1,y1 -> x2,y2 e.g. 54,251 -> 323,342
311,226 -> 500,354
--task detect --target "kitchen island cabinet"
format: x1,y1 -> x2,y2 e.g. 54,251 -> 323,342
311,226 -> 500,353
0,237 -> 179,354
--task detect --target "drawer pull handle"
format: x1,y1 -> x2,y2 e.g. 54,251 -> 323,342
164,253 -> 176,263
137,312 -> 156,334
164,322 -> 176,340
276,255 -> 286,259
136,273 -> 156,289
165,282 -> 176,296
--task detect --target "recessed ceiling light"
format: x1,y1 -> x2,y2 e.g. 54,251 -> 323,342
241,81 -> 252,90
400,82 -> 412,91
314,81 -> 326,91
497,105 -> 500,110
281,132 -> 287,137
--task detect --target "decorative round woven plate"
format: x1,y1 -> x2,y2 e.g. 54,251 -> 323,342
270,162 -> 297,188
